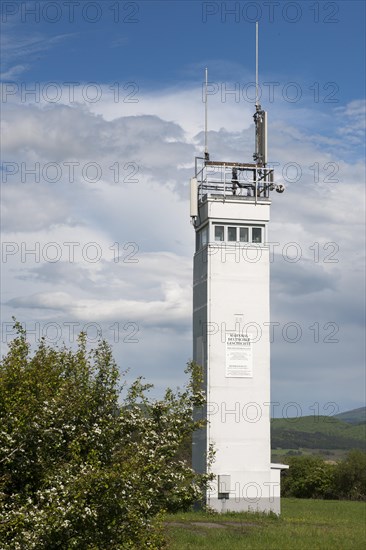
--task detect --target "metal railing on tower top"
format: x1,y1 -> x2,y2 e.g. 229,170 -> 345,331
194,157 -> 274,204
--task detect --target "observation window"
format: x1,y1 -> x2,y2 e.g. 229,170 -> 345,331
215,226 -> 225,241
239,227 -> 249,242
196,226 -> 208,251
252,227 -> 262,243
228,227 -> 237,241
212,224 -> 264,244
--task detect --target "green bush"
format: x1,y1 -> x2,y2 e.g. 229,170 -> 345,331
281,451 -> 366,501
281,455 -> 336,499
0,323 -> 212,549
333,450 -> 366,500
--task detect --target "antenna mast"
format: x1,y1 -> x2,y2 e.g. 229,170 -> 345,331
255,21 -> 259,108
253,21 -> 267,167
204,67 -> 209,160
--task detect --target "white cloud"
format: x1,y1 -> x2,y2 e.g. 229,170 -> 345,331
8,279 -> 191,327
1,93 -> 364,407
0,64 -> 29,80
0,27 -> 75,80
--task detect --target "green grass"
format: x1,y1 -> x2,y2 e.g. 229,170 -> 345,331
164,499 -> 366,549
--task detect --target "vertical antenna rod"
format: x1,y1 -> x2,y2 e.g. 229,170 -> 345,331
255,21 -> 259,107
204,67 -> 209,159
253,21 -> 267,168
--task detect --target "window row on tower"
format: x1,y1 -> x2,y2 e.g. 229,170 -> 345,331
196,224 -> 264,251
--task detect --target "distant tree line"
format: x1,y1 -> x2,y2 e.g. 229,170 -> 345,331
281,451 -> 366,500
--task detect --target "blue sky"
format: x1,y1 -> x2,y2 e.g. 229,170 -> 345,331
2,1 -> 365,97
1,0 -> 365,417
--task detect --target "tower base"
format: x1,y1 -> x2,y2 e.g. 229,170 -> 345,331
206,464 -> 288,515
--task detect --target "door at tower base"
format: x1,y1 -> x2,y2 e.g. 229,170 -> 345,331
207,463 -> 289,514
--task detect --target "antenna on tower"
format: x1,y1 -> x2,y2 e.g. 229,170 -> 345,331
204,67 -> 209,161
253,22 -> 267,167
255,21 -> 259,108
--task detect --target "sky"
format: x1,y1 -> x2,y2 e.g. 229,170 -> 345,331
1,0 -> 365,417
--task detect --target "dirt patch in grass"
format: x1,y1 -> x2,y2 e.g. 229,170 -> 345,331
166,522 -> 226,530
220,521 -> 259,527
190,521 -> 226,529
166,521 -> 260,529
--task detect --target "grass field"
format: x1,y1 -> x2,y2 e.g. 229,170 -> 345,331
164,499 -> 366,549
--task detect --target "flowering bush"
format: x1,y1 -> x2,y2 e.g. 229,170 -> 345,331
0,322 -> 212,549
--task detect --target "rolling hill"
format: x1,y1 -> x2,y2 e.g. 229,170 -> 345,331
335,406 -> 366,425
271,407 -> 366,459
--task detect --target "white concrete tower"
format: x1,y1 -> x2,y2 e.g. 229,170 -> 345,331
191,35 -> 288,514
